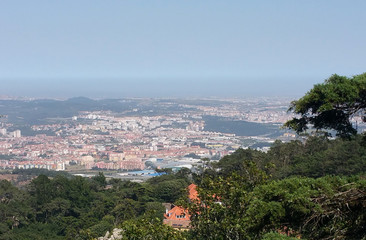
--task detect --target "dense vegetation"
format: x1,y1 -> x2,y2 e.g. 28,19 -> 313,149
0,169 -> 190,239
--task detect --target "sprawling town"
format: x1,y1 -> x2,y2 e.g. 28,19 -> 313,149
0,97 -> 297,178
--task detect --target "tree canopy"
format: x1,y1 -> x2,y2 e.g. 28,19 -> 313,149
285,73 -> 366,137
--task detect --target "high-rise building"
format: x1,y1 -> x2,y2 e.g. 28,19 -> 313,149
0,128 -> 6,135
12,130 -> 21,138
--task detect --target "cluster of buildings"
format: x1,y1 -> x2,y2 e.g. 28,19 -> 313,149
0,98 -> 295,172
183,97 -> 294,124
0,113 -> 240,171
0,128 -> 21,138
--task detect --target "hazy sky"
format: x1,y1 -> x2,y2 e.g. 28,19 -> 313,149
0,1 -> 365,98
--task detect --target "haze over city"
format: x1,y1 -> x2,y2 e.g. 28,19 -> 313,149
1,0 -> 366,98
2,1 -> 366,239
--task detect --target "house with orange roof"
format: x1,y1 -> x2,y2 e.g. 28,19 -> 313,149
163,183 -> 197,230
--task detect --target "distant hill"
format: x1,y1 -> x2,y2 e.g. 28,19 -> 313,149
65,96 -> 96,104
0,98 -> 211,125
0,97 -> 134,125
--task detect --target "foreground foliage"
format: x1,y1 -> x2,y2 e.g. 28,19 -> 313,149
0,169 -> 189,240
187,171 -> 366,239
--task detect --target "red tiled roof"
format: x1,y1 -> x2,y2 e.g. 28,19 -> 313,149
164,206 -> 190,220
188,183 -> 198,201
